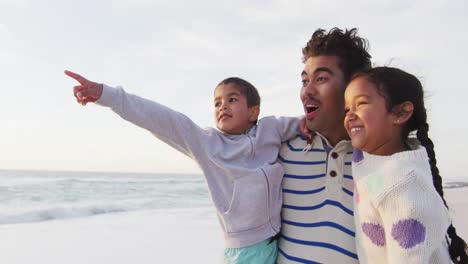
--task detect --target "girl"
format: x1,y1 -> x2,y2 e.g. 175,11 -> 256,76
344,67 -> 468,263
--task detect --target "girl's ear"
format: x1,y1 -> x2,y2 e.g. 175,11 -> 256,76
392,101 -> 414,125
248,105 -> 260,123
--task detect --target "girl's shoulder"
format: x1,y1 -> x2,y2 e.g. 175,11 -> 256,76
356,147 -> 432,204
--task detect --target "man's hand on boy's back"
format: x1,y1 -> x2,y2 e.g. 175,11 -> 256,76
300,117 -> 314,141
65,70 -> 103,106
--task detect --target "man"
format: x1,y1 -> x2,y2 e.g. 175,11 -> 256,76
277,28 -> 372,263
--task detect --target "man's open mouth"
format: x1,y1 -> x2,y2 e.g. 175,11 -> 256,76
305,104 -> 319,114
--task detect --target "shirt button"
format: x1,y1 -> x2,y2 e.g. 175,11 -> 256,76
330,170 -> 337,177
331,152 -> 338,159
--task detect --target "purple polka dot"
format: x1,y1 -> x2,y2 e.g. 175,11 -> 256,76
361,222 -> 386,247
352,148 -> 364,163
391,219 -> 426,249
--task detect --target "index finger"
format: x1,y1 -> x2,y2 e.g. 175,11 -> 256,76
64,70 -> 88,84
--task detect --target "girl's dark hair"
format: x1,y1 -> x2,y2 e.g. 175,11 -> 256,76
217,77 -> 260,107
352,66 -> 468,263
302,27 -> 372,82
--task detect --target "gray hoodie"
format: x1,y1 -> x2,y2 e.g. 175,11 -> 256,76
97,85 -> 300,248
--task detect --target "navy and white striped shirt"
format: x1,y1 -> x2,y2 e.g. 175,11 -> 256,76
277,134 -> 358,264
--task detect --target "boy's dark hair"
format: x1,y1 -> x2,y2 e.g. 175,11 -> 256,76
217,77 -> 261,107
353,66 -> 468,264
303,28 -> 372,82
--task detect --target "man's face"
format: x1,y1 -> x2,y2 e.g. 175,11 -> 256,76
300,55 -> 348,142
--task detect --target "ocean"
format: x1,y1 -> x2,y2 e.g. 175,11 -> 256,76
0,170 -> 212,225
0,170 -> 224,263
1,169 -> 466,226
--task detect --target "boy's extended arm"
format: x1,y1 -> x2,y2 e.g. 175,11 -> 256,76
97,84 -> 207,158
65,70 -> 207,158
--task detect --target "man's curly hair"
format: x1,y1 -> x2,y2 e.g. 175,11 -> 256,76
302,28 -> 372,81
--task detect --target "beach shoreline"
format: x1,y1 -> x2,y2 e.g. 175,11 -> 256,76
0,187 -> 466,264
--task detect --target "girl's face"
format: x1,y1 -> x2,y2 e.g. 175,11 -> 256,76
344,77 -> 404,156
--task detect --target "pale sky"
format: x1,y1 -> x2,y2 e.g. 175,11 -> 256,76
1,0 -> 467,180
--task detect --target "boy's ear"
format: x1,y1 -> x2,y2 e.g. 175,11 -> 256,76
248,105 -> 260,123
392,101 -> 414,125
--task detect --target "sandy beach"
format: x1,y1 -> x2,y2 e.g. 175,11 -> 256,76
0,208 -> 223,264
0,188 -> 466,264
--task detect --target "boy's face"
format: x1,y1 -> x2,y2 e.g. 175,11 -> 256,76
300,55 -> 348,144
214,83 -> 259,135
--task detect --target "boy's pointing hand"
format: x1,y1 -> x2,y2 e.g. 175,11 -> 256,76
65,70 -> 103,105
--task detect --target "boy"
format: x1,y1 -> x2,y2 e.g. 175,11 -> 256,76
65,70 -> 300,263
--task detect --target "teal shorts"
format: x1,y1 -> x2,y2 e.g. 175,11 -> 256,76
224,238 -> 278,264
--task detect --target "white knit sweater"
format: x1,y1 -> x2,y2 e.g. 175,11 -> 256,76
352,146 -> 451,263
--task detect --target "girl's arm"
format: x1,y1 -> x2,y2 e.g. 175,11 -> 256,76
376,174 -> 450,263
